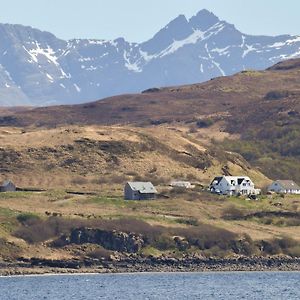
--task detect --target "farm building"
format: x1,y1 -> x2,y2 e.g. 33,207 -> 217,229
268,180 -> 300,194
210,176 -> 260,196
0,180 -> 16,192
170,181 -> 193,189
124,182 -> 157,200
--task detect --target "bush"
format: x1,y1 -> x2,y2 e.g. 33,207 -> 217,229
14,217 -> 84,244
264,90 -> 289,100
196,118 -> 214,128
174,224 -> 237,251
17,213 -> 41,226
152,234 -> 176,251
222,205 -> 245,220
176,218 -> 199,226
259,236 -> 300,255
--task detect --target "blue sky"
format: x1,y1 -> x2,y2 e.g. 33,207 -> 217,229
1,0 -> 299,41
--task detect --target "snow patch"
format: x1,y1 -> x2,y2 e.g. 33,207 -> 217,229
123,50 -> 142,72
200,64 -> 204,73
242,45 -> 257,58
160,30 -> 205,57
73,83 -> 81,92
211,46 -> 230,56
46,73 -> 54,82
205,43 -> 225,76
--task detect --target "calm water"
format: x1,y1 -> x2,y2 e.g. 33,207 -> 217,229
0,272 -> 299,300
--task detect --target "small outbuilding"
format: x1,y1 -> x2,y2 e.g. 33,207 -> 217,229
124,182 -> 157,200
170,181 -> 194,189
268,180 -> 300,194
0,180 -> 16,192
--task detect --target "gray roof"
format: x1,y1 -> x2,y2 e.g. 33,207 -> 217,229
127,182 -> 157,194
275,180 -> 300,190
1,180 -> 14,187
210,177 -> 223,185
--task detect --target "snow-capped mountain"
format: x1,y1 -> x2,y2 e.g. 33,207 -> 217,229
1,9 -> 300,106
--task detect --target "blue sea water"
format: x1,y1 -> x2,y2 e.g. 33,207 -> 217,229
0,272 -> 299,300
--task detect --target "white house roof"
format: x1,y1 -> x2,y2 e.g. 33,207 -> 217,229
127,182 -> 157,194
212,176 -> 252,185
170,181 -> 191,186
274,180 -> 300,190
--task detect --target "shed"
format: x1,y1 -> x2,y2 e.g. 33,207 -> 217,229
124,182 -> 157,200
170,181 -> 193,189
0,180 -> 16,192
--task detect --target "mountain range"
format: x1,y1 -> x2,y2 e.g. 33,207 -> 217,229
1,9 -> 300,106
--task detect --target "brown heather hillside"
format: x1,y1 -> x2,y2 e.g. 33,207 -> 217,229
0,58 -> 299,129
0,124 -> 268,190
1,59 -> 300,182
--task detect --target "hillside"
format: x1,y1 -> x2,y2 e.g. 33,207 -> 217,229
1,9 -> 300,105
2,58 -> 300,182
0,124 -> 269,190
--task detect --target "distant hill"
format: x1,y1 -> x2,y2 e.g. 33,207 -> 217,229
2,58 -> 300,182
0,9 -> 300,106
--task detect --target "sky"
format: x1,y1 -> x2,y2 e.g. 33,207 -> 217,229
1,0 -> 299,42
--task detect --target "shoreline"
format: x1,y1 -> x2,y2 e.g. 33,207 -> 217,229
1,256 -> 299,276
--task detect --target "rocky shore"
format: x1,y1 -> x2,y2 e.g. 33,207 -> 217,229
1,256 -> 299,276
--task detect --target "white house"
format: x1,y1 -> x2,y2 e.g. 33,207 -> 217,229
268,180 -> 300,194
170,181 -> 194,189
124,182 -> 158,200
210,176 -> 260,196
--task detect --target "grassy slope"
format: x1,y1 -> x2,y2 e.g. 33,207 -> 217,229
0,124 -> 298,260
0,189 -> 299,260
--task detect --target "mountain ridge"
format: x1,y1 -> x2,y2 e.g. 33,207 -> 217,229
0,9 -> 300,106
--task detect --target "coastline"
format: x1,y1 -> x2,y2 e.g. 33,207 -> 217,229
1,256 -> 299,276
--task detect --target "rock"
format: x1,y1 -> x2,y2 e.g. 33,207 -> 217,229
53,228 -> 145,253
174,236 -> 190,251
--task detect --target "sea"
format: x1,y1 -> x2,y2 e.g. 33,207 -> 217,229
0,271 -> 299,300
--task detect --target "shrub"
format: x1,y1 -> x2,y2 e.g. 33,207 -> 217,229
14,217 -> 84,244
196,118 -> 214,128
152,234 -> 176,251
176,218 -> 199,226
264,90 -> 289,100
222,205 -> 245,220
174,224 -> 237,251
231,234 -> 257,256
16,213 -> 41,226
259,236 -> 299,255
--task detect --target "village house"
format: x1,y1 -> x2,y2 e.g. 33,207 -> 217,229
170,181 -> 194,189
210,176 -> 260,196
124,182 -> 158,200
268,180 -> 300,194
0,180 -> 16,192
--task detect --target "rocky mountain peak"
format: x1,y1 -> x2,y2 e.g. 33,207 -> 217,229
0,10 -> 300,106
189,9 -> 220,31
